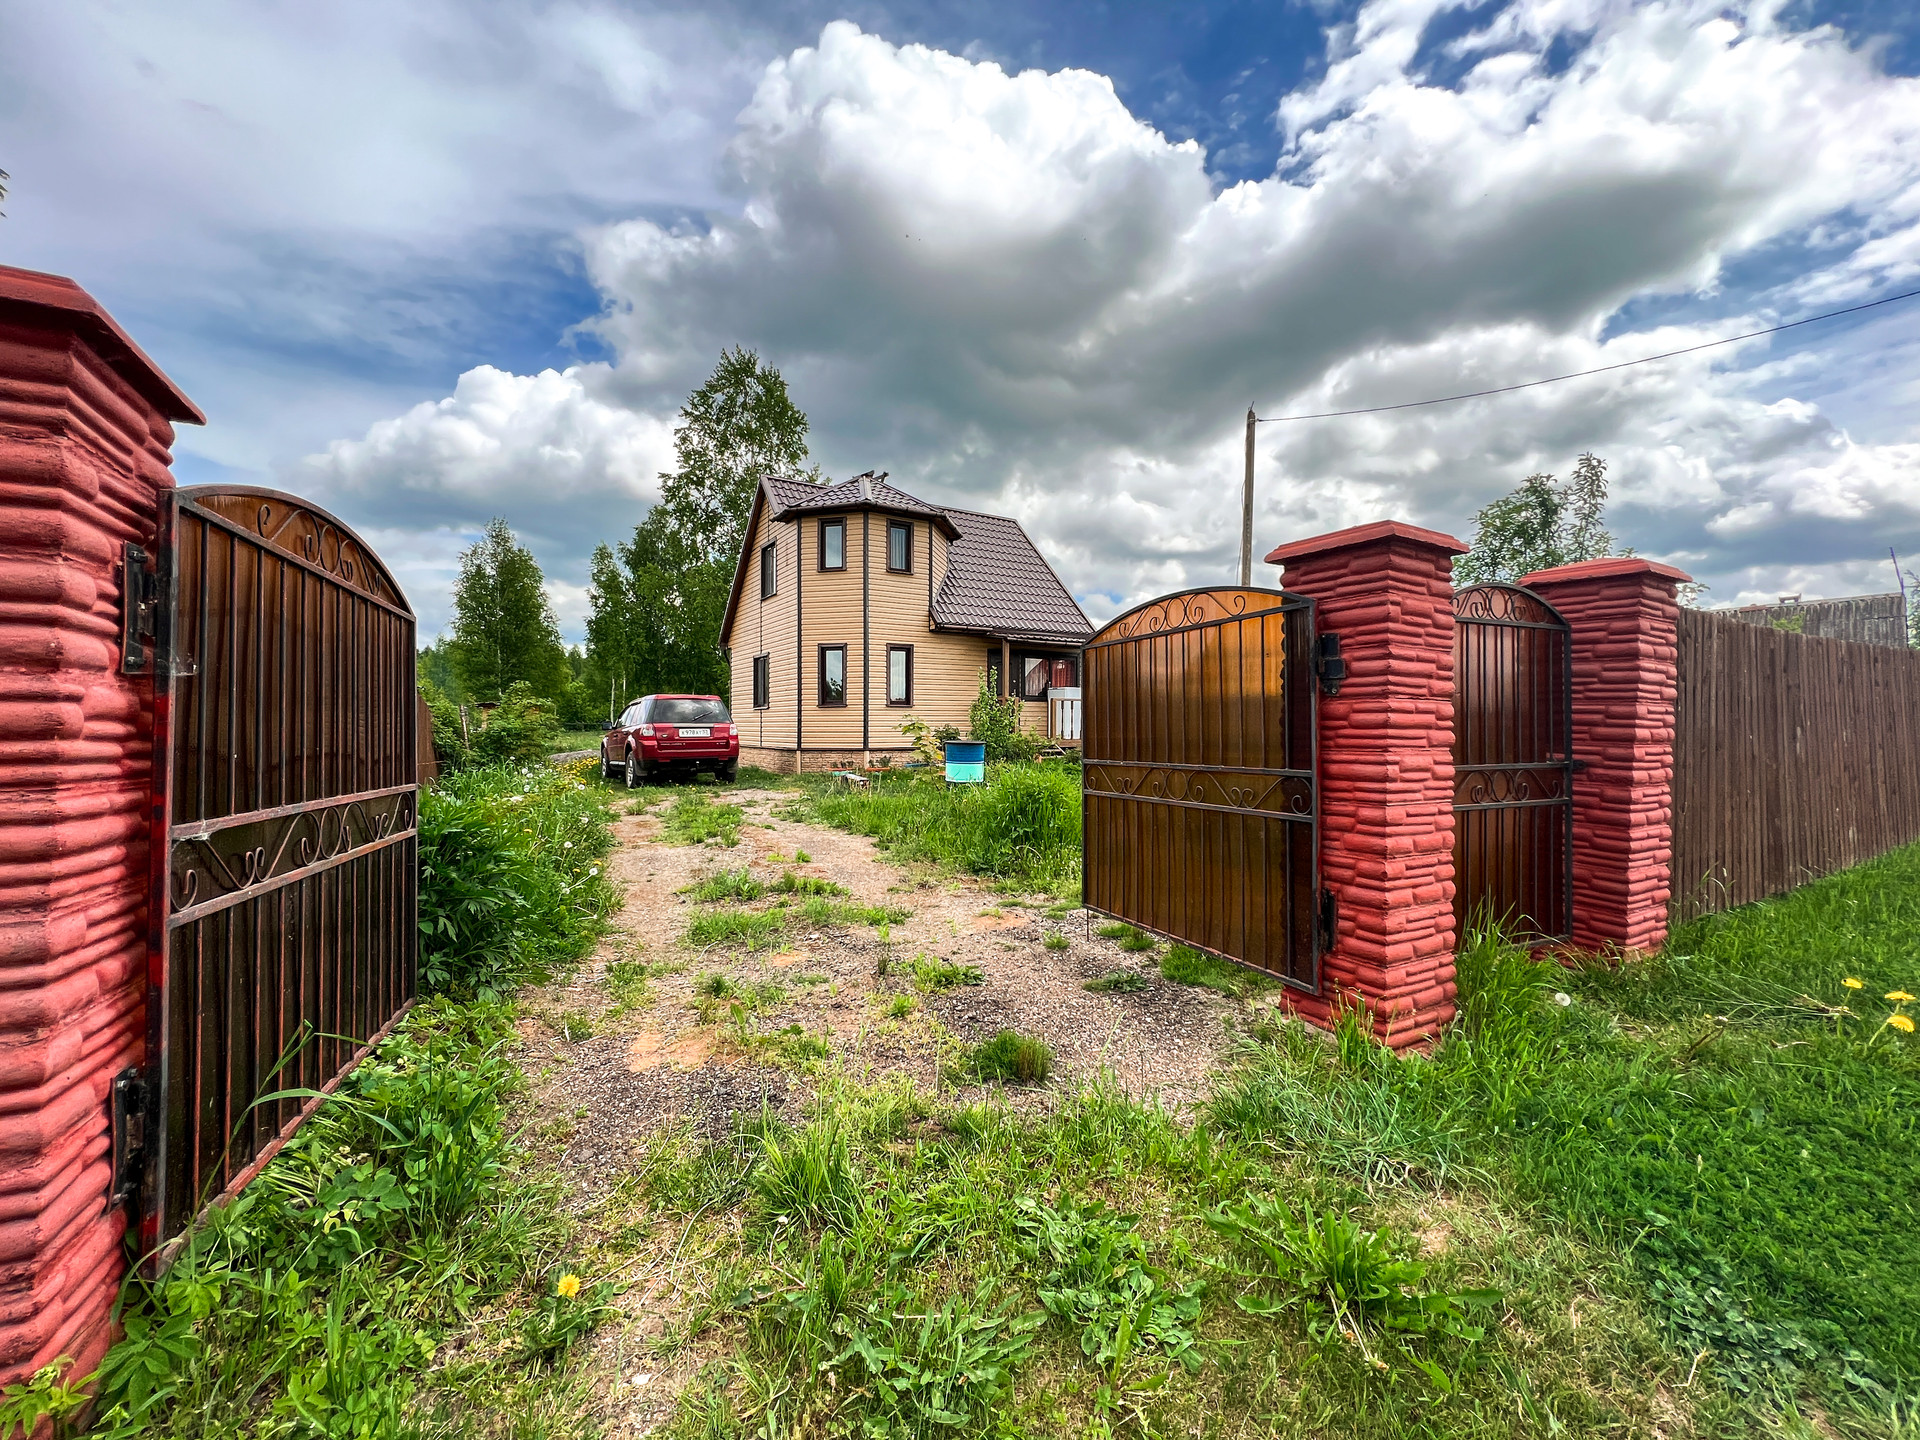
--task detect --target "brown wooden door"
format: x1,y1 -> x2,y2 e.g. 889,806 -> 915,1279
143,487 -> 418,1265
1082,587 -> 1319,990
1451,583 -> 1573,943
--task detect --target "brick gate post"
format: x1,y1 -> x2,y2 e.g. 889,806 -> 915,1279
1520,557 -> 1691,957
1266,521 -> 1466,1049
0,267 -> 202,1385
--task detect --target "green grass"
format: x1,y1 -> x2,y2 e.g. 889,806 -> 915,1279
684,907 -> 787,951
1096,921 -> 1158,953
661,791 -> 744,846
771,870 -> 846,896
791,895 -> 911,928
549,728 -> 607,754
1083,969 -> 1150,994
1208,846 -> 1920,1406
797,762 -> 1083,895
911,954 -> 984,992
961,1030 -> 1055,1085
1160,942 -> 1278,998
682,866 -> 764,902
1042,930 -> 1071,952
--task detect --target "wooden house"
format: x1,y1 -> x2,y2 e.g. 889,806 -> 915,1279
718,472 -> 1092,772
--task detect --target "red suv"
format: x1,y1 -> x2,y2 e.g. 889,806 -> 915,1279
602,694 -> 739,786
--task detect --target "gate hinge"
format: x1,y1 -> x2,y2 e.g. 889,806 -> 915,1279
1318,888 -> 1339,952
109,1066 -> 148,1214
1314,633 -> 1347,696
119,543 -> 196,677
119,544 -> 160,675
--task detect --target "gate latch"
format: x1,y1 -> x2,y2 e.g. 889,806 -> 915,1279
1314,633 -> 1347,696
120,543 -> 160,675
109,1066 -> 148,1213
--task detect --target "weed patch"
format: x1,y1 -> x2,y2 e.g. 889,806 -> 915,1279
662,791 -> 743,846
911,954 -> 983,991
1097,922 -> 1158,953
1084,970 -> 1150,994
685,907 -> 787,952
961,1030 -> 1054,1086
772,869 -> 846,896
1161,943 -> 1275,997
683,866 -> 764,902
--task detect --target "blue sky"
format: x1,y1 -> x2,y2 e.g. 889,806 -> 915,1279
3,0 -> 1918,640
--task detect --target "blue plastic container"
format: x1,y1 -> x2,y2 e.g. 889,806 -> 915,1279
943,740 -> 987,784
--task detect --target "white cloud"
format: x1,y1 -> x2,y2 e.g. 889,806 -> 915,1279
298,1 -> 1920,633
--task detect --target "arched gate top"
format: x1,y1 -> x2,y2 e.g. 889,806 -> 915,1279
178,485 -> 413,615
1089,585 -> 1311,647
1453,581 -> 1569,630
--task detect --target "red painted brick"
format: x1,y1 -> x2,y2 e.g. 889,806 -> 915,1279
1272,523 -> 1466,1049
0,265 -> 200,1388
1521,557 -> 1689,957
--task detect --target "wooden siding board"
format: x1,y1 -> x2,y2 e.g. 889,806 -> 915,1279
1671,610 -> 1920,921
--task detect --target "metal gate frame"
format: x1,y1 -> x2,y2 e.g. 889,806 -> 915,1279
1080,586 -> 1323,992
1451,582 -> 1575,944
130,486 -> 418,1268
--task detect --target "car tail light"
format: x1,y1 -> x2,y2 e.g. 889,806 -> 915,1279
716,723 -> 734,736
638,724 -> 656,736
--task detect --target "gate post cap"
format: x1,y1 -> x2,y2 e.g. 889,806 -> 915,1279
0,263 -> 205,424
1520,556 -> 1692,587
1265,519 -> 1467,566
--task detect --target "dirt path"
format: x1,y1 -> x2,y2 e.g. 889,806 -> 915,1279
512,782 -> 1248,1432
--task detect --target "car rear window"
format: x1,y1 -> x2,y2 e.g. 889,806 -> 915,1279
652,698 -> 730,724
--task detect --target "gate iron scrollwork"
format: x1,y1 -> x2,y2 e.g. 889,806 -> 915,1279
138,486 -> 418,1267
1451,582 -> 1574,943
1082,586 -> 1320,990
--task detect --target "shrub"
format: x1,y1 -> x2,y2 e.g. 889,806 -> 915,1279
963,1030 -> 1054,1085
968,671 -> 1040,763
465,681 -> 561,768
417,763 -> 615,998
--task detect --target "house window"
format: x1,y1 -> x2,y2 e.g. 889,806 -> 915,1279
818,517 -> 846,571
1014,651 -> 1077,701
818,644 -> 847,706
752,654 -> 770,710
760,542 -> 777,599
887,520 -> 913,574
886,645 -> 913,706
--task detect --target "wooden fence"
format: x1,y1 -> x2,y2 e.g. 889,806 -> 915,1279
1670,609 -> 1920,921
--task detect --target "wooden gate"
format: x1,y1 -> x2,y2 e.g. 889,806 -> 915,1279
1451,583 -> 1573,942
138,486 -> 417,1262
1082,587 -> 1319,989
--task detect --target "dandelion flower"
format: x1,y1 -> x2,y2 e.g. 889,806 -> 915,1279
1886,991 -> 1915,1003
1842,977 -> 1865,990
1890,1015 -> 1915,1034
1553,992 -> 1573,1007
556,1273 -> 582,1298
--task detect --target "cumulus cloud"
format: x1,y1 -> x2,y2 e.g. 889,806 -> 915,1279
313,0 -> 1920,632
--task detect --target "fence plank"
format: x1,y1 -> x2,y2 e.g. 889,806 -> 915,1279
1671,610 -> 1920,921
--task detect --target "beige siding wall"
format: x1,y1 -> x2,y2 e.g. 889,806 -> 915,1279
906,630 -> 997,741
864,516 -> 935,750
727,505 -> 799,750
798,514 -> 867,749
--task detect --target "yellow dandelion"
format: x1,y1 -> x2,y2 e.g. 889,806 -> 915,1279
1890,1015 -> 1915,1035
1842,977 -> 1864,990
1885,991 -> 1915,1003
556,1273 -> 582,1299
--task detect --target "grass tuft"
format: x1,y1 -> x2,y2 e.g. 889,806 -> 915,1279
685,908 -> 787,952
961,1030 -> 1054,1086
662,791 -> 744,847
683,867 -> 764,902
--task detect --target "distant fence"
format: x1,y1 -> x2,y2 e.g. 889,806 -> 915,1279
1670,610 -> 1920,921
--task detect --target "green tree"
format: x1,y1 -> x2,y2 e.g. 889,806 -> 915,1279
449,518 -> 568,702
584,348 -> 817,705
1455,453 -> 1620,586
416,638 -> 462,702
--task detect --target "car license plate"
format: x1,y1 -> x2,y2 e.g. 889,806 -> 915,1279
679,727 -> 711,738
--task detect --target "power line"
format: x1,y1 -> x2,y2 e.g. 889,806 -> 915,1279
1255,284 -> 1920,423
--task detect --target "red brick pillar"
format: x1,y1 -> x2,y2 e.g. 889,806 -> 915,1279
1265,521 -> 1466,1049
1520,557 -> 1691,957
0,267 -> 202,1385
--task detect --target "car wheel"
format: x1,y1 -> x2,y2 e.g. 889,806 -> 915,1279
601,748 -> 618,781
719,761 -> 738,784
624,750 -> 640,788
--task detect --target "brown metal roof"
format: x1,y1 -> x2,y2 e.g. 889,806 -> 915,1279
931,506 -> 1091,645
721,474 -> 1090,650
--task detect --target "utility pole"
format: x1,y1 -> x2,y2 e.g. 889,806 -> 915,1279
1240,407 -> 1256,586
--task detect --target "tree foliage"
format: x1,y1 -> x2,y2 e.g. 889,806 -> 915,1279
583,349 -> 817,713
449,518 -> 568,702
1455,453 -> 1620,587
